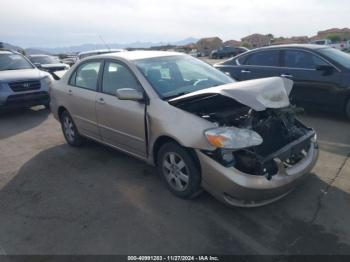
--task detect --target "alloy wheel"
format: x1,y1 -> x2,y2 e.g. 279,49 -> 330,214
63,115 -> 75,142
162,152 -> 190,191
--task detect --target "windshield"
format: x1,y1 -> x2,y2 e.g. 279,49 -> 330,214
30,56 -> 60,64
0,53 -> 34,70
134,55 -> 235,99
318,48 -> 350,69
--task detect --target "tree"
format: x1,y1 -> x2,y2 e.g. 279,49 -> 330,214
241,42 -> 252,49
326,34 -> 341,43
266,34 -> 274,39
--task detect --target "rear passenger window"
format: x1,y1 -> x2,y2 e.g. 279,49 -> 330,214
244,51 -> 279,67
69,61 -> 101,90
102,61 -> 141,95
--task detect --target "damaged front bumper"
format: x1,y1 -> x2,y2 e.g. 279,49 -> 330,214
196,134 -> 319,207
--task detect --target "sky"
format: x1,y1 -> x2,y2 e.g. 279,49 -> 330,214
1,0 -> 349,48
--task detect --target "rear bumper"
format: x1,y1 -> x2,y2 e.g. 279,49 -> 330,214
197,136 -> 319,207
0,91 -> 50,109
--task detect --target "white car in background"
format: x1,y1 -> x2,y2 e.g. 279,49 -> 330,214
310,39 -> 350,51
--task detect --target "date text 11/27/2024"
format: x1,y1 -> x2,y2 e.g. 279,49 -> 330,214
127,256 -> 220,261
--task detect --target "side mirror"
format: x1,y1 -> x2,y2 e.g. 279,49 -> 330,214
116,88 -> 144,101
34,63 -> 42,68
316,64 -> 334,74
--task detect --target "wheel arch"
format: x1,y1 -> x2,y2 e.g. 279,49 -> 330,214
58,106 -> 68,120
152,135 -> 201,172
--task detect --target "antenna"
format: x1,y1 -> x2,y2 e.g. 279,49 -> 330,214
99,35 -> 111,51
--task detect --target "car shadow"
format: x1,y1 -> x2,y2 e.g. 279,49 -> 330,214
0,142 -> 349,254
0,106 -> 50,140
0,106 -> 50,139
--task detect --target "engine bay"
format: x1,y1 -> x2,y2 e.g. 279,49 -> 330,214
170,93 -> 314,178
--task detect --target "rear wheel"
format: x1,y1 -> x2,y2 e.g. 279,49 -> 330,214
60,111 -> 84,146
345,99 -> 350,120
157,142 -> 202,199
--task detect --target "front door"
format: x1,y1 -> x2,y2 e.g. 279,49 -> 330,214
96,60 -> 147,158
280,49 -> 342,109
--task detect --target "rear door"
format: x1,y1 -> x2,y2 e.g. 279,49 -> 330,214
95,60 -> 147,158
217,50 -> 282,81
66,60 -> 102,139
280,49 -> 342,108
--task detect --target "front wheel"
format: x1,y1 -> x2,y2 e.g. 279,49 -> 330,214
157,142 -> 202,199
60,111 -> 84,146
345,98 -> 350,120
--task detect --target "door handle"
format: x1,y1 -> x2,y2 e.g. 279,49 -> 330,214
241,69 -> 251,74
281,74 -> 293,78
97,97 -> 105,104
67,89 -> 73,95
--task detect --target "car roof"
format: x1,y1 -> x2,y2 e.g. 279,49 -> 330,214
89,50 -> 185,61
0,50 -> 13,55
78,49 -> 125,55
28,54 -> 53,58
28,54 -> 51,57
255,44 -> 329,51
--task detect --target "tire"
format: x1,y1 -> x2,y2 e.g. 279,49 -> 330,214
157,142 -> 202,199
60,110 -> 84,146
345,98 -> 350,120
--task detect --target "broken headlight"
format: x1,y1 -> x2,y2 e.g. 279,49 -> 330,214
205,126 -> 263,150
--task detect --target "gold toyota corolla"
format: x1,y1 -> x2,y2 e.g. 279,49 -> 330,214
50,51 -> 318,207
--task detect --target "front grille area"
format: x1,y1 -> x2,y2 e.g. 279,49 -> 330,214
4,91 -> 49,108
9,80 -> 41,92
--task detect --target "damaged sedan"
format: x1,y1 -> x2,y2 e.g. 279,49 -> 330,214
50,51 -> 318,207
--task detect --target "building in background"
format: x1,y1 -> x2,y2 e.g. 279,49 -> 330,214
271,36 -> 309,45
222,39 -> 241,47
196,37 -> 223,56
241,34 -> 272,48
317,28 -> 350,41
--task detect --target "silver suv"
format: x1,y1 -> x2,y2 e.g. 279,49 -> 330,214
0,49 -> 52,109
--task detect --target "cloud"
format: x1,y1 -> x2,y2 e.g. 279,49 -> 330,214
0,0 -> 349,47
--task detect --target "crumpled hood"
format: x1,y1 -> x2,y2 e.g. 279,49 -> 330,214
0,68 -> 49,82
169,77 -> 293,111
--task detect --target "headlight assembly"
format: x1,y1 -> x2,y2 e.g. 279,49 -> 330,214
205,126 -> 263,150
42,75 -> 52,85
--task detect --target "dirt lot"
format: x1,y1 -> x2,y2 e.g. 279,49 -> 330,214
0,90 -> 350,254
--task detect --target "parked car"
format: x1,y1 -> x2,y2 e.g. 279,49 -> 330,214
188,49 -> 201,57
61,56 -> 78,67
310,39 -> 332,46
210,46 -> 248,59
0,49 -> 52,109
310,39 -> 349,51
77,49 -> 125,60
215,44 -> 350,119
28,54 -> 70,73
50,51 -> 318,207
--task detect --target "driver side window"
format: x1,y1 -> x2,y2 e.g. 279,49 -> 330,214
283,50 -> 329,69
102,61 -> 142,96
